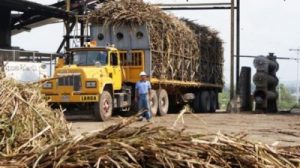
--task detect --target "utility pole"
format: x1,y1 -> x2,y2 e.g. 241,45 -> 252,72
230,0 -> 235,100
236,0 -> 240,95
289,48 -> 300,104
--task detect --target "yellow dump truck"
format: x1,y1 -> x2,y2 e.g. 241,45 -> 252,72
41,24 -> 223,121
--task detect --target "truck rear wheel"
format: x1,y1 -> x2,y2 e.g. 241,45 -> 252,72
210,91 -> 217,112
193,92 -> 201,113
150,90 -> 158,116
200,91 -> 211,113
94,91 -> 113,121
157,89 -> 169,116
169,96 -> 181,113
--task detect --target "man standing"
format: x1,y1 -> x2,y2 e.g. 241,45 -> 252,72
135,71 -> 152,121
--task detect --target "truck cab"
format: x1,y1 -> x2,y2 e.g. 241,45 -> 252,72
41,46 -> 132,121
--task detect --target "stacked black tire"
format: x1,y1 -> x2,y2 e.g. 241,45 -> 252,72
239,67 -> 252,111
253,53 -> 279,113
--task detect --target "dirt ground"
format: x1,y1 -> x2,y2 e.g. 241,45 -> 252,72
69,112 -> 300,146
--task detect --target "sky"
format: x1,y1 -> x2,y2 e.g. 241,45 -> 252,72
12,0 -> 300,84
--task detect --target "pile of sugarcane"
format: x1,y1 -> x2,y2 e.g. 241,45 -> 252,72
0,75 -> 299,167
0,73 -> 70,166
2,117 -> 300,168
88,0 -> 225,83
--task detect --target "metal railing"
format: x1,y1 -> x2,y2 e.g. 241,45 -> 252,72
0,49 -> 61,76
0,49 -> 60,63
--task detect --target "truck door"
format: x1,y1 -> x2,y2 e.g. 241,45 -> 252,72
110,52 -> 122,90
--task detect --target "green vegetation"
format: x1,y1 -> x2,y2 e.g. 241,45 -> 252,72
277,84 -> 297,110
219,90 -> 230,110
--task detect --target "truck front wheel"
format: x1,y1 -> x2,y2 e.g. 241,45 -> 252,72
94,91 -> 113,121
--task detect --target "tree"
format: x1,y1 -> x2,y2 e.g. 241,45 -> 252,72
219,90 -> 230,110
277,83 -> 296,110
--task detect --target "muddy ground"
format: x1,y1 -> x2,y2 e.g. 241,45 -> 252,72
69,112 -> 300,146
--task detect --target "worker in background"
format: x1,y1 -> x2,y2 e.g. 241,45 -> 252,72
135,71 -> 152,122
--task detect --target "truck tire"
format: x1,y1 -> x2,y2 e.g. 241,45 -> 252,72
200,91 -> 211,113
150,90 -> 158,116
94,91 -> 113,121
210,91 -> 217,113
169,96 -> 181,113
157,89 -> 169,116
193,92 -> 201,113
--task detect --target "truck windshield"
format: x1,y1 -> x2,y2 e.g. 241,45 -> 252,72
73,51 -> 108,66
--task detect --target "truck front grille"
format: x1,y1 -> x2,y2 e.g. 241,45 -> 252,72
58,75 -> 81,91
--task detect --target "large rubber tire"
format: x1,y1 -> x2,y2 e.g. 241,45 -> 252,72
94,91 -> 113,121
200,91 -> 211,113
193,92 -> 201,113
150,90 -> 158,116
210,91 -> 217,113
168,96 -> 181,113
157,89 -> 169,116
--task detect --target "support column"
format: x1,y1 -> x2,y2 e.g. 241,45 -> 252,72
230,0 -> 235,99
80,22 -> 85,47
0,8 -> 11,49
236,0 -> 240,95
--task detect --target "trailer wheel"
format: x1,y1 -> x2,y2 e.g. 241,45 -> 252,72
210,91 -> 217,113
157,89 -> 169,116
200,91 -> 211,113
169,96 -> 181,113
94,91 -> 113,121
150,90 -> 158,116
193,92 -> 201,113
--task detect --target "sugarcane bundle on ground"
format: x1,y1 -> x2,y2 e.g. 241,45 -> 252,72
88,0 -> 202,82
0,73 -> 70,166
3,116 -> 298,168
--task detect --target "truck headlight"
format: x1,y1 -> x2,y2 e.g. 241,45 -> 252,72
86,81 -> 97,88
43,82 -> 53,89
